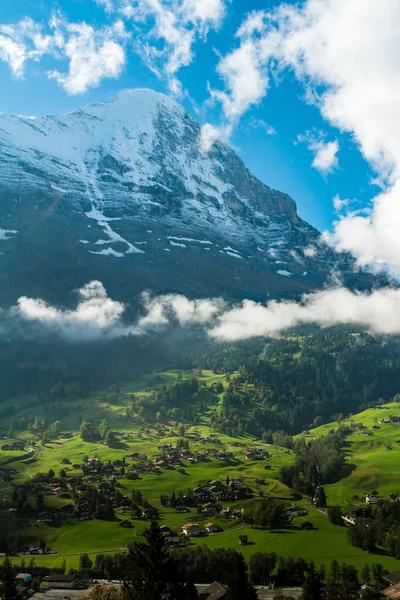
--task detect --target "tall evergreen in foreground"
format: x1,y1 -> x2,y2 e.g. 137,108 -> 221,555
123,521 -> 196,600
0,557 -> 18,600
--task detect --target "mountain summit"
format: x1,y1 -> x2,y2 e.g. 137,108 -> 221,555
0,89 -> 378,306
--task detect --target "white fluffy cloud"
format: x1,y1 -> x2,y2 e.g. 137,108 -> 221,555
13,281 -> 131,341
121,0 -> 227,95
49,20 -> 127,94
0,13 -> 127,94
139,292 -> 224,326
297,132 -> 339,175
138,287 -> 400,340
9,282 -> 400,343
208,0 -> 400,277
209,287 -> 400,340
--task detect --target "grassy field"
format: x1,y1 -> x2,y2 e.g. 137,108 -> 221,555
298,402 -> 400,505
3,506 -> 400,572
2,371 -> 400,572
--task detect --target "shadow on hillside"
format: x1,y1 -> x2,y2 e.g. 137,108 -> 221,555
339,462 -> 357,479
109,441 -> 129,450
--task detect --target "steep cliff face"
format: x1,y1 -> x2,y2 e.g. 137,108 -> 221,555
0,89 -> 379,306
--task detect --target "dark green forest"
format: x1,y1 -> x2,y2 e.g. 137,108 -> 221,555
2,328 -> 400,436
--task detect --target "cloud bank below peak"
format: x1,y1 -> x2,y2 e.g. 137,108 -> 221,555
6,281 -> 400,343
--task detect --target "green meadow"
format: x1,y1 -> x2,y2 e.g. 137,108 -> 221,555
2,371 -> 400,572
300,402 -> 400,505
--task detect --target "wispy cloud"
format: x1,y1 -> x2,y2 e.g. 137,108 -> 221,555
248,116 -> 276,136
120,0 -> 227,95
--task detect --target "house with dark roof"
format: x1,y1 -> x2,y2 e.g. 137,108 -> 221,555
198,581 -> 227,600
384,571 -> 400,586
46,574 -> 77,589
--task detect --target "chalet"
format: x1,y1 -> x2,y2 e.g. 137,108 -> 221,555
61,504 -> 75,515
379,583 -> 400,600
37,512 -> 54,523
204,523 -> 219,533
127,453 -> 147,461
213,490 -> 230,502
73,464 -> 81,469
229,479 -> 246,490
119,498 -> 133,509
53,487 -> 64,496
229,479 -> 247,500
245,447 -> 268,460
164,535 -> 180,546
198,582 -> 227,600
365,494 -> 378,504
160,525 -> 172,535
46,574 -> 77,589
119,519 -> 133,528
255,478 -> 265,484
383,570 -> 400,586
238,535 -> 248,545
24,547 -> 44,556
193,487 -> 211,503
350,422 -> 364,431
176,506 -> 189,513
182,523 -> 200,536
351,506 -> 372,520
203,502 -> 217,514
112,460 -> 123,467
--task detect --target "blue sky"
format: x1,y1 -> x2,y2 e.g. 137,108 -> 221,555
0,0 -> 389,238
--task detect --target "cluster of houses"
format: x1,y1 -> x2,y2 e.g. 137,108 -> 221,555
0,466 -> 17,481
181,522 -> 220,537
127,446 -> 237,477
22,546 -> 56,556
193,479 -> 248,504
245,447 -> 269,460
1,440 -> 25,452
381,416 -> 400,425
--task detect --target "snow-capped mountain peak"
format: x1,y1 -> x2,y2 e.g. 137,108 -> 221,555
0,89 -> 379,305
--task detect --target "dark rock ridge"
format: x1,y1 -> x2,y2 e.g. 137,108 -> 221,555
0,88 -> 381,308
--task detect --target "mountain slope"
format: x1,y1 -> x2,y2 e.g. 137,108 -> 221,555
0,89 -> 379,306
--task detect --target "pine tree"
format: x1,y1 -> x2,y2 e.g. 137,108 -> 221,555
361,563 -> 370,584
302,561 -> 322,600
0,556 -> 18,600
317,487 -> 327,508
123,521 -> 192,600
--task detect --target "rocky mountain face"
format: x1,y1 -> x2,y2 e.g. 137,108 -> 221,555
0,89 -> 379,308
